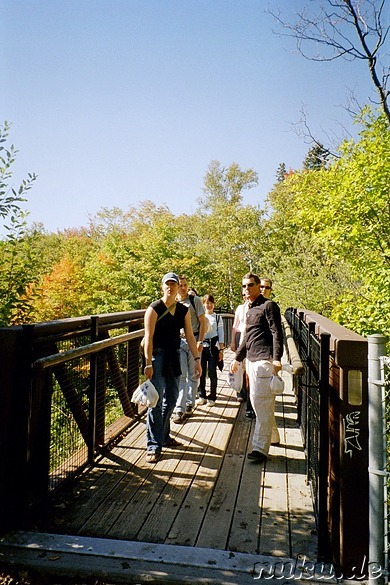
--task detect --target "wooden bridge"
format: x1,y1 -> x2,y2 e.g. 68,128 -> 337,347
0,309 -> 376,583
1,351 -> 319,583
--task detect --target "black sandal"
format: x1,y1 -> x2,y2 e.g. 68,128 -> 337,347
163,437 -> 182,447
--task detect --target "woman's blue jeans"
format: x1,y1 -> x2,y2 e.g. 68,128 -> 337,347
146,348 -> 181,453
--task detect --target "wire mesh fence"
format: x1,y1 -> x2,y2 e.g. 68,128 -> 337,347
26,317 -> 144,494
39,316 -> 234,492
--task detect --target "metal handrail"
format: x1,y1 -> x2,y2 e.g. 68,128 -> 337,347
33,328 -> 144,370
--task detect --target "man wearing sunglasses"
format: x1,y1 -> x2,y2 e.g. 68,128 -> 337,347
230,273 -> 283,463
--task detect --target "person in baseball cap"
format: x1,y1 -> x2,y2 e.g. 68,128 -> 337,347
161,272 -> 179,285
142,271 -> 201,464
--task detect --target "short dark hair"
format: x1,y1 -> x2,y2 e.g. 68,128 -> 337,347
242,272 -> 260,284
203,293 -> 215,303
260,276 -> 272,287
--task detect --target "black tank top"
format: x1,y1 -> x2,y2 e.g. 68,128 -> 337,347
150,299 -> 188,350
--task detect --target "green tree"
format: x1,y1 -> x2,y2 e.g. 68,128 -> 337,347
200,160 -> 258,209
193,161 -> 264,308
83,202 -> 182,312
265,109 -> 390,340
303,143 -> 330,170
0,121 -> 37,325
275,162 -> 287,183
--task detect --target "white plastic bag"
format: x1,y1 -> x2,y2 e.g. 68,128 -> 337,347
227,362 -> 243,392
132,380 -> 159,408
270,374 -> 285,395
282,363 -> 293,374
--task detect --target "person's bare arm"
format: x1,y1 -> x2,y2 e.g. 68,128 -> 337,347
143,306 -> 157,380
197,313 -> 207,349
184,312 -> 202,378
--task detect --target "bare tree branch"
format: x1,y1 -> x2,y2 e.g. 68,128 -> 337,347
290,105 -> 344,159
267,0 -> 390,122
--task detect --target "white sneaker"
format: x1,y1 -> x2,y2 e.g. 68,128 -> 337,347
197,398 -> 207,405
207,400 -> 216,406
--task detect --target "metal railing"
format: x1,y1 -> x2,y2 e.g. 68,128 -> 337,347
285,308 -> 370,576
0,310 -> 233,530
33,328 -> 144,491
285,308 -> 331,561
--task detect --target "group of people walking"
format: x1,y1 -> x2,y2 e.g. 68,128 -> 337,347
142,270 -> 283,465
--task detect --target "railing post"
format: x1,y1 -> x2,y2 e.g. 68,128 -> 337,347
0,325 -> 34,528
296,312 -> 305,427
305,321 -> 316,481
88,316 -> 99,464
368,334 -> 387,584
29,367 -> 53,518
127,319 -> 142,408
318,331 -> 331,560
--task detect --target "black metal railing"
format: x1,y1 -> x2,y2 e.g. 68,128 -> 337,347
285,309 -> 329,555
285,308 -> 369,575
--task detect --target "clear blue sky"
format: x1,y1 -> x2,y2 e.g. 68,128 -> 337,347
1,0 -> 377,233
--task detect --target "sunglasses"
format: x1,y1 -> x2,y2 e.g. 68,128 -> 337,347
242,283 -> 255,288
260,285 -> 271,290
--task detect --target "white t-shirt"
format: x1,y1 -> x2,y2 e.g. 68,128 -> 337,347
233,301 -> 249,344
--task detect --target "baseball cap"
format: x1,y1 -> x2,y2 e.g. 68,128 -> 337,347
161,272 -> 179,285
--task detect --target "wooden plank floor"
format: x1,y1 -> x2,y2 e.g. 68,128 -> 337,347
46,350 -> 318,562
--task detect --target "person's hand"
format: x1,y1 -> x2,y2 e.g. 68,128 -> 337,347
144,364 -> 153,380
195,360 -> 202,378
197,341 -> 204,353
230,359 -> 240,373
272,361 -> 282,375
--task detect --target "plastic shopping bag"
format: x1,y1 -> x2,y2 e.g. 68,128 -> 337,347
132,380 -> 159,408
227,362 -> 243,392
270,374 -> 285,396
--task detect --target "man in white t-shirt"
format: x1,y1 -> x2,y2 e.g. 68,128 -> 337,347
231,296 -> 254,414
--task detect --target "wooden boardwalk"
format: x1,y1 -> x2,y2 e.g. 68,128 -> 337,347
2,351 -> 320,583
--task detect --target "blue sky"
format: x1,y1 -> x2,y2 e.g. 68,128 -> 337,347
1,0 -> 378,233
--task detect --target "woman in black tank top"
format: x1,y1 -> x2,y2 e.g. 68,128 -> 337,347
142,272 -> 201,463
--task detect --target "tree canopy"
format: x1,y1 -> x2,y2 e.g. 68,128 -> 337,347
1,110 -> 389,349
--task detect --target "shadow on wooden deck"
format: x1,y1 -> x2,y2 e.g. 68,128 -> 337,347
0,351 -> 322,584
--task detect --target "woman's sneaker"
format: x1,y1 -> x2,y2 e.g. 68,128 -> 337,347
172,412 -> 185,424
207,400 -> 216,406
197,397 -> 207,405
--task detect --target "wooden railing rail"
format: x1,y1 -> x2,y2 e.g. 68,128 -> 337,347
33,328 -> 144,370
